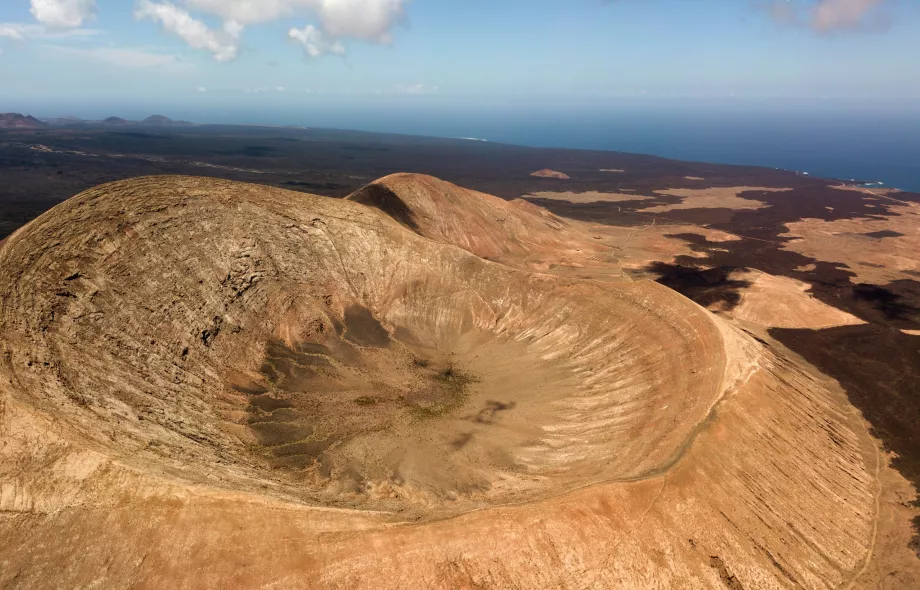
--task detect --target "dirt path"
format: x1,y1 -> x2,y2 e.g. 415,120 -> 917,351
840,425 -> 883,590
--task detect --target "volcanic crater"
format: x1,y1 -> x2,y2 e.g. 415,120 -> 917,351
0,174 -> 732,517
0,173 -> 887,588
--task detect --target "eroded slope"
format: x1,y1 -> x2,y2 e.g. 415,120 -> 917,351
0,176 -> 726,516
0,175 -> 882,588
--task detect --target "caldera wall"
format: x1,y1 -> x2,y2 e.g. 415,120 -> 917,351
0,175 -> 880,588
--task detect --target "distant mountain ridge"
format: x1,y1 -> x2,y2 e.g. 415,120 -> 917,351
142,115 -> 192,126
0,113 -> 48,129
0,113 -> 196,128
0,114 -> 185,128
143,115 -> 172,125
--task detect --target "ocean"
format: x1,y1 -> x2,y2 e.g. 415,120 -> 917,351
38,99 -> 920,192
465,111 -> 920,192
281,103 -> 920,193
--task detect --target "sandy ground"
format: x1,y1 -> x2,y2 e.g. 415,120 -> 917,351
713,269 -> 866,329
638,186 -> 791,213
0,174 -> 916,588
780,201 -> 920,284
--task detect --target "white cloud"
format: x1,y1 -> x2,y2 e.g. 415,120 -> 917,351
44,44 -> 192,70
0,25 -> 26,41
812,0 -> 885,31
275,86 -> 286,92
135,1 -> 239,62
314,0 -> 405,40
197,86 -> 207,92
30,0 -> 96,29
764,0 -> 890,32
288,24 -> 345,57
183,0 -> 405,39
0,22 -> 100,40
133,0 -> 406,60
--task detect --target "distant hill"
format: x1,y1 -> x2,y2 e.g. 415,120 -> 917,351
142,115 -> 193,126
0,113 -> 48,129
103,117 -> 130,125
142,115 -> 172,125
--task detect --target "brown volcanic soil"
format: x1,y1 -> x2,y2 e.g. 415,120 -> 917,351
711,268 -> 865,329
638,186 -> 789,213
0,113 -> 47,130
0,174 -> 899,588
531,176 -> 920,584
349,173 -> 618,273
0,175 -> 727,516
531,168 -> 570,179
525,189 -> 654,204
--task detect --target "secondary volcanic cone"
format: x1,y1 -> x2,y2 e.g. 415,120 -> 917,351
347,173 -> 616,272
0,175 -> 880,588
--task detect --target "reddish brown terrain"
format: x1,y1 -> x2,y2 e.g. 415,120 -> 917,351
0,113 -> 47,130
0,168 -> 917,588
531,168 -> 570,179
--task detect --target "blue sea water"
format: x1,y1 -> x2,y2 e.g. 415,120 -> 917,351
34,99 -> 920,192
479,112 -> 920,192
281,104 -> 920,192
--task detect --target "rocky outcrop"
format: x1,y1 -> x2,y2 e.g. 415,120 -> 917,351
531,169 -> 570,179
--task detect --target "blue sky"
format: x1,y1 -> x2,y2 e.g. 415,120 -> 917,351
0,0 -> 917,121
